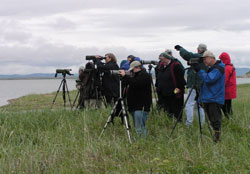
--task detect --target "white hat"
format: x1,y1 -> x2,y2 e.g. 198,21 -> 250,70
128,61 -> 141,71
201,50 -> 215,58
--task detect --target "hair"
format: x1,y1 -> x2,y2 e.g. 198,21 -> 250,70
105,53 -> 117,63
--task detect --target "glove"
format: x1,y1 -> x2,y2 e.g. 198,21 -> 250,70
193,63 -> 201,72
174,45 -> 182,51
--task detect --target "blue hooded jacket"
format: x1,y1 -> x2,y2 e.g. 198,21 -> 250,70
198,60 -> 225,105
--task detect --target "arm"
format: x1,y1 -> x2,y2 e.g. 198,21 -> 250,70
125,72 -> 151,89
179,47 -> 201,61
198,68 -> 223,84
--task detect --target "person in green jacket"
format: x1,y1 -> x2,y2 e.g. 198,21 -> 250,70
174,43 -> 208,126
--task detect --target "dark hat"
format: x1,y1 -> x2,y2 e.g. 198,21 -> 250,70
159,52 -> 173,59
127,55 -> 135,59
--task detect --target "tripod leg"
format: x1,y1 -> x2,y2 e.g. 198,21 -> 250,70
121,99 -> 132,144
196,101 -> 203,141
72,90 -> 80,109
169,88 -> 194,138
99,100 -> 119,138
65,80 -> 73,108
51,79 -> 64,109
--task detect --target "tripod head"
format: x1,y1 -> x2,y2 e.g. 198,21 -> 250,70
55,69 -> 74,78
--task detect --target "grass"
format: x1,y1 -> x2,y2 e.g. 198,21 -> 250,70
0,85 -> 249,173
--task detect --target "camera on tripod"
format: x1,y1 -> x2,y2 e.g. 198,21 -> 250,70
109,70 -> 131,76
55,69 -> 73,77
86,55 -> 106,61
188,58 -> 202,66
140,60 -> 159,65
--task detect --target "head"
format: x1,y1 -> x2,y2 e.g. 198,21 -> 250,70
159,52 -> 173,65
128,61 -> 142,73
105,53 -> 117,63
78,66 -> 85,75
219,52 -> 231,65
165,49 -> 173,56
127,55 -> 135,62
197,43 -> 207,54
202,50 -> 216,66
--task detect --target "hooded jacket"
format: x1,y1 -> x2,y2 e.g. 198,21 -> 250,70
219,52 -> 237,100
198,60 -> 225,105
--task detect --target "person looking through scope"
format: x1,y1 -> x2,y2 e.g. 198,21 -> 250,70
194,50 -> 225,142
95,53 -> 119,105
75,63 -> 102,109
119,61 -> 152,137
156,52 -> 186,121
175,43 -> 208,126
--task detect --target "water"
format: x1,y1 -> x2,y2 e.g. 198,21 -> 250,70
1,78 -> 250,107
0,79 -> 76,106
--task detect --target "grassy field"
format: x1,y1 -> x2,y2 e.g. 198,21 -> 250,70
0,84 -> 249,174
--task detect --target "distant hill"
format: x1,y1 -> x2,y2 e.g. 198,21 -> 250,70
235,68 -> 250,76
0,73 -> 77,79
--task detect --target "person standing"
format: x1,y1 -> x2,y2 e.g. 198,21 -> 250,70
95,53 -> 119,105
120,61 -> 152,137
219,52 -> 237,118
195,50 -> 225,142
175,43 -> 207,126
156,52 -> 186,121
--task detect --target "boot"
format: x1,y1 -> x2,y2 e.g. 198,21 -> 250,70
214,130 -> 220,143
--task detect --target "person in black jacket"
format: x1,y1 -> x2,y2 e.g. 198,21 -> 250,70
95,53 -> 119,105
156,52 -> 186,121
120,61 -> 152,137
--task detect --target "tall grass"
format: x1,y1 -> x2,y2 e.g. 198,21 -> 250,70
0,85 -> 249,173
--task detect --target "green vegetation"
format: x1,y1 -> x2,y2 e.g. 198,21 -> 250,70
0,85 -> 249,173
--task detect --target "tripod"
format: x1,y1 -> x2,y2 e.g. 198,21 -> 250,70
72,69 -> 107,110
147,64 -> 158,114
169,71 -> 213,140
51,73 -> 73,109
100,76 -> 132,144
72,86 -> 107,109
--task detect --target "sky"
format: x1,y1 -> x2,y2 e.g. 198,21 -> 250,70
0,0 -> 250,74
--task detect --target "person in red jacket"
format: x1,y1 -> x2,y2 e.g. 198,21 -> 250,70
219,52 -> 237,118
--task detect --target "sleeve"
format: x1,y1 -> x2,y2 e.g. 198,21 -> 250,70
224,65 -> 231,85
125,72 -> 151,89
179,47 -> 201,61
198,68 -> 223,84
173,63 -> 186,88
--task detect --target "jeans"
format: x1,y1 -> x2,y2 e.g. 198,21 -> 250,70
131,110 -> 148,137
185,88 -> 205,125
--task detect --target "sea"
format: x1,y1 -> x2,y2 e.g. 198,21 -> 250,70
0,78 -> 250,107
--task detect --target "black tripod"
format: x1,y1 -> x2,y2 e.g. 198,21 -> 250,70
51,73 -> 73,109
169,71 -> 213,140
147,64 -> 159,114
72,85 -> 107,109
72,69 -> 107,110
99,76 -> 132,144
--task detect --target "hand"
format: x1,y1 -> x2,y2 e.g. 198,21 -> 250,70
119,70 -> 126,77
174,88 -> 180,94
95,55 -> 101,59
193,63 -> 201,72
174,45 -> 182,51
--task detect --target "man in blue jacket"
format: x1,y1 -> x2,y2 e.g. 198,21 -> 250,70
194,50 -> 225,142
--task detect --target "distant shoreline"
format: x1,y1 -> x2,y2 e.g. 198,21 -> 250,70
0,77 -> 77,80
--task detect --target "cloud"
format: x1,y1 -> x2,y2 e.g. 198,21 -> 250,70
0,0 -> 250,74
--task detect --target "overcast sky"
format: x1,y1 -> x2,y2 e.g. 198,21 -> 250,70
0,0 -> 250,74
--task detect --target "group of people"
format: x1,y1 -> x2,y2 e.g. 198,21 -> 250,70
76,43 -> 237,142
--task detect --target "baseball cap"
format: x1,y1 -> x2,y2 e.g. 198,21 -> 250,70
128,61 -> 141,71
